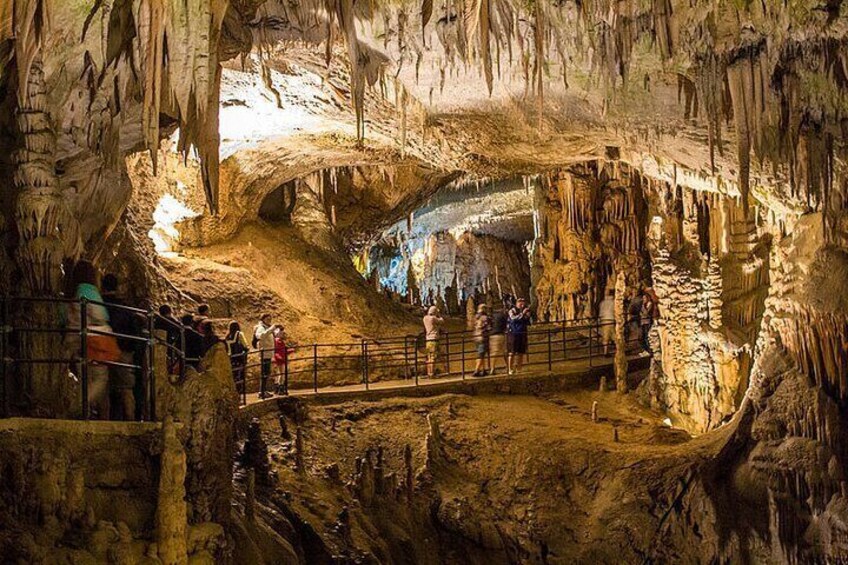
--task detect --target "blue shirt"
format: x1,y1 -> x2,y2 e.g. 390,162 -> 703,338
507,307 -> 530,334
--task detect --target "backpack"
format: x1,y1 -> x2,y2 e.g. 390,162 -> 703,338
229,332 -> 247,357
251,334 -> 259,349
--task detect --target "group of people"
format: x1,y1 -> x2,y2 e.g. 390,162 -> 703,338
421,285 -> 660,381
64,259 -> 296,419
157,307 -> 294,398
422,296 -> 533,378
66,261 -> 147,420
596,286 -> 660,356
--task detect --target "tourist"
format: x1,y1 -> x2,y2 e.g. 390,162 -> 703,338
507,297 -> 531,375
253,314 -> 278,398
472,304 -> 492,377
201,319 -> 222,356
489,300 -> 509,375
273,325 -> 292,394
66,260 -> 117,419
640,289 -> 656,353
181,313 -> 204,371
423,306 -> 444,378
101,274 -> 141,421
225,321 -> 249,390
598,288 -> 616,356
194,303 -> 211,332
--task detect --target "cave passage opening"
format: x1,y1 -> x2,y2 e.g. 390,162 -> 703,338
356,176 -> 536,315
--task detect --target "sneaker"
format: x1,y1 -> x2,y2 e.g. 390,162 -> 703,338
508,370 -> 515,376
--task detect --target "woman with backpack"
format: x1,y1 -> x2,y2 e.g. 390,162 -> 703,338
225,321 -> 249,392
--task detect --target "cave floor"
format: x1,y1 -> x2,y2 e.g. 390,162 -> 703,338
248,386 -> 730,563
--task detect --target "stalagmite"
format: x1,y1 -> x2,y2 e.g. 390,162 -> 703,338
614,272 -> 627,394
295,426 -> 304,473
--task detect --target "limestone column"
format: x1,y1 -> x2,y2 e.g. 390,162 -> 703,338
614,271 -> 628,393
156,416 -> 188,565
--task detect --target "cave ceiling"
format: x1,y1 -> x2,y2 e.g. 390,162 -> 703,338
1,0 -> 847,283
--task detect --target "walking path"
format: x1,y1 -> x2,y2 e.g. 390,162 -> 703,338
240,352 -> 650,415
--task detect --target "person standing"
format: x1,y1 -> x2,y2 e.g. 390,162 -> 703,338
423,306 -> 444,378
272,325 -> 293,395
225,321 -> 249,393
66,260 -> 117,420
507,298 -> 531,375
181,314 -> 204,372
598,288 -> 616,357
101,274 -> 141,421
194,304 -> 211,333
472,304 -> 492,377
488,301 -> 509,375
253,314 -> 278,398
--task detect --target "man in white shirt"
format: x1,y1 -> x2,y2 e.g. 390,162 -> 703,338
598,289 -> 616,356
423,306 -> 444,377
253,313 -> 278,398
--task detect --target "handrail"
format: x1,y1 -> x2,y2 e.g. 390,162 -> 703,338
0,295 -> 652,417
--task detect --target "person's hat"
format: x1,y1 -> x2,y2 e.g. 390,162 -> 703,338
517,297 -> 526,303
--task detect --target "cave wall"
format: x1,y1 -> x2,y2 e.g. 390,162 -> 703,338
0,417 -> 225,563
653,212 -> 848,563
645,183 -> 769,433
373,230 -> 531,311
531,163 -> 650,321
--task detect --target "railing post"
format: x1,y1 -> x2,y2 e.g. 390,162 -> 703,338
0,298 -> 8,418
312,343 -> 318,393
460,333 -> 466,380
588,319 -> 593,367
147,309 -> 156,422
403,336 -> 410,380
259,349 -> 268,399
363,340 -> 369,391
445,332 -> 450,376
561,319 -> 566,360
242,353 -> 247,405
547,327 -> 553,372
283,353 -> 289,395
80,297 -> 89,420
179,324 -> 186,382
413,339 -> 419,386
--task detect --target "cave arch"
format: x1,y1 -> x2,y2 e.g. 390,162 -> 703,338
258,180 -> 297,224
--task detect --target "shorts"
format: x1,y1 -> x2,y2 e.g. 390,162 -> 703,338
489,334 -> 505,357
426,340 -> 440,360
600,323 -> 615,344
476,341 -> 489,357
507,333 -> 528,354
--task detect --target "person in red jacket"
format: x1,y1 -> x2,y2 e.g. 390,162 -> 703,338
273,326 -> 294,394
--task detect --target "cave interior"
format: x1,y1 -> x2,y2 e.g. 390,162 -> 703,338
0,0 -> 847,563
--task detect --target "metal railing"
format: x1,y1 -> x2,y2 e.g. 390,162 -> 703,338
233,316 -> 646,405
0,295 -> 649,418
0,296 -> 195,421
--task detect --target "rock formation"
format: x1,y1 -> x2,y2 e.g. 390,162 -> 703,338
1,0 -> 848,562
